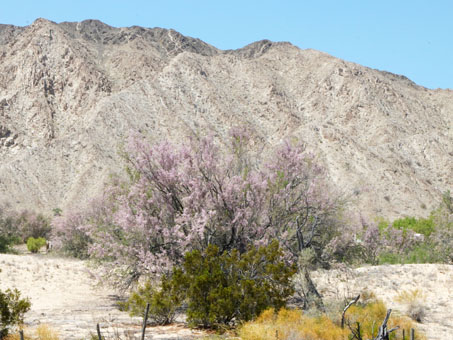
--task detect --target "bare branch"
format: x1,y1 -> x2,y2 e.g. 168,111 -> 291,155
341,294 -> 360,329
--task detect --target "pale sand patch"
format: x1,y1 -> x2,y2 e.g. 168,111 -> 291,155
311,264 -> 453,340
0,253 -> 206,339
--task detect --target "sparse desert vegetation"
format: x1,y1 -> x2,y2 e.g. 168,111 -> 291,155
0,14 -> 452,340
1,132 -> 452,339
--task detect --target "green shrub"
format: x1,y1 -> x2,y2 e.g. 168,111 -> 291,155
377,215 -> 435,237
392,216 -> 435,237
374,213 -> 442,265
377,252 -> 401,265
124,241 -> 296,330
121,273 -> 185,325
0,213 -> 20,254
378,242 -> 442,265
181,241 -> 296,329
26,237 -> 46,253
403,243 -> 443,263
0,235 -> 14,254
0,288 -> 31,338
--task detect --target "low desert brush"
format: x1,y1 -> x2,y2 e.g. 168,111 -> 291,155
0,288 -> 31,338
4,325 -> 59,340
346,300 -> 423,339
239,308 -> 349,340
394,289 -> 426,305
394,289 -> 426,322
239,299 -> 425,340
26,237 -> 46,254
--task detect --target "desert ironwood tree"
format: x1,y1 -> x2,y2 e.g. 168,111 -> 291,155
60,129 -> 342,287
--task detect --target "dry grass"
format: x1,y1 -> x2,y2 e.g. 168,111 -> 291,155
239,308 -> 349,340
4,325 -> 59,340
239,300 -> 426,340
394,289 -> 427,322
347,300 -> 425,339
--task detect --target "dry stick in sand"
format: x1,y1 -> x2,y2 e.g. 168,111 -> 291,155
141,303 -> 150,340
96,323 -> 102,340
341,294 -> 360,329
19,330 -> 24,340
372,309 -> 399,340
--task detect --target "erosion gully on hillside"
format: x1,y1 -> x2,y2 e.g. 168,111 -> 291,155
1,252 -> 453,339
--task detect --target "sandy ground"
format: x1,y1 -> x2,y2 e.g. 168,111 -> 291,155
0,252 -> 207,340
1,251 -> 452,340
311,264 -> 453,340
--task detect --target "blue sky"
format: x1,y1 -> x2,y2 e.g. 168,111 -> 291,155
2,1 -> 452,89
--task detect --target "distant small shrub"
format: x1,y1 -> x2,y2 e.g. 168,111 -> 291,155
378,252 -> 404,265
0,288 -> 31,338
392,216 -> 435,237
0,211 -> 20,254
16,211 -> 52,242
360,218 -> 422,265
321,232 -> 364,265
0,208 -> 52,253
394,289 -> 426,322
52,208 -> 62,217
0,235 -> 15,254
404,243 -> 442,263
26,237 -> 46,253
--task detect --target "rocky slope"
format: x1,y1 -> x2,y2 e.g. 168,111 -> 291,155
0,18 -> 451,219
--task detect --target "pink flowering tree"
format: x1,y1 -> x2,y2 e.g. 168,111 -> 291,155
58,130 -> 342,287
263,141 -> 342,261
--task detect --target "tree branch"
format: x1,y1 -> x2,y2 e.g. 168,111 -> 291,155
341,294 -> 360,329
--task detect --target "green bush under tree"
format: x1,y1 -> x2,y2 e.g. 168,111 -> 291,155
123,240 -> 296,330
120,273 -> 185,325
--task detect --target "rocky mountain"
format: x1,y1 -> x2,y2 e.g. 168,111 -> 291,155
0,18 -> 451,219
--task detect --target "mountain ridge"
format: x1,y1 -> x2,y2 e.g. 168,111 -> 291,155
0,19 -> 451,220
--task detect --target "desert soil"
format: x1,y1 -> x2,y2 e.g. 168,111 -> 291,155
311,264 -> 453,340
1,251 -> 452,339
0,252 -> 207,340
